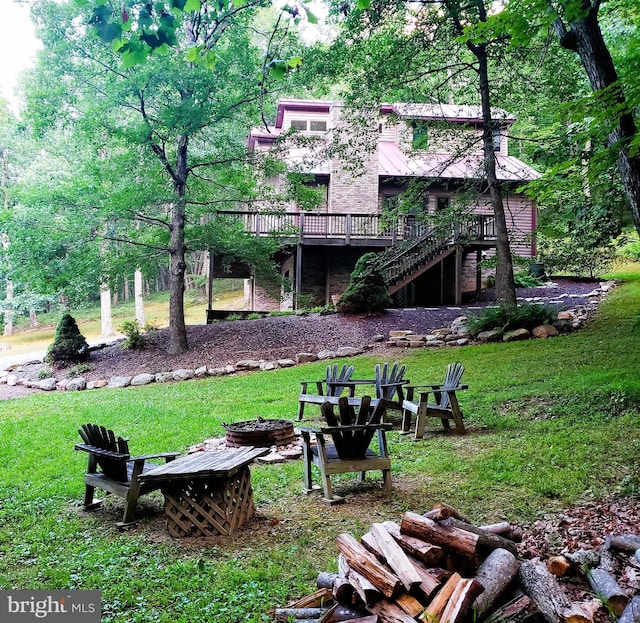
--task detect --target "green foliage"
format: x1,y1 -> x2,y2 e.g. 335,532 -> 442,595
45,314 -> 90,364
246,313 -> 262,320
513,272 -> 543,288
465,303 -> 556,335
336,252 -> 392,314
37,368 -> 54,380
119,320 -> 147,350
67,363 -> 93,378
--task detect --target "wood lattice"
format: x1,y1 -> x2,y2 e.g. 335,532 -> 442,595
162,467 -> 254,537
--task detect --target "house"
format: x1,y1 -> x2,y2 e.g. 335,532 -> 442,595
228,98 -> 539,312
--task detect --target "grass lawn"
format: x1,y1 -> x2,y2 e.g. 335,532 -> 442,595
0,270 -> 639,622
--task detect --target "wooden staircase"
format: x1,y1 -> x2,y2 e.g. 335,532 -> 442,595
379,227 -> 456,295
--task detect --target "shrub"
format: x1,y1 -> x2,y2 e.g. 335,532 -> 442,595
465,303 -> 556,336
120,320 -> 146,350
45,314 -> 90,364
336,253 -> 392,314
37,368 -> 53,380
513,272 -> 543,288
68,363 -> 92,378
247,313 -> 261,320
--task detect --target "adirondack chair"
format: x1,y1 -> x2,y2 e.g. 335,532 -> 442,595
75,423 -> 180,527
301,396 -> 392,504
374,361 -> 408,412
297,363 -> 355,420
401,362 -> 468,438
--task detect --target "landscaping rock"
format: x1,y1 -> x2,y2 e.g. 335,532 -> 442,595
296,353 -> 318,364
194,366 -> 208,377
155,372 -> 174,383
477,329 -> 503,343
87,380 -> 108,389
503,328 -> 530,342
36,378 -> 58,391
108,376 -> 132,388
277,359 -> 296,368
66,377 -> 87,391
532,324 -> 560,338
336,346 -> 362,357
317,350 -> 336,360
131,373 -> 155,386
235,360 -> 262,370
172,368 -> 195,380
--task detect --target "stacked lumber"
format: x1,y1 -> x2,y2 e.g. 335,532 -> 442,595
274,503 -> 640,623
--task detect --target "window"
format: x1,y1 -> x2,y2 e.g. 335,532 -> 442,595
436,196 -> 450,211
492,127 -> 502,152
411,121 -> 429,149
309,120 -> 327,132
289,119 -> 328,133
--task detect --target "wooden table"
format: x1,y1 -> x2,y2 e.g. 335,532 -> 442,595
139,446 -> 268,537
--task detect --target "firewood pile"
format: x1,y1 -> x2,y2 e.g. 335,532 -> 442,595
273,502 -> 640,623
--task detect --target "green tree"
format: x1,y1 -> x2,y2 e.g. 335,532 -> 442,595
502,0 -> 640,237
20,0 -> 289,353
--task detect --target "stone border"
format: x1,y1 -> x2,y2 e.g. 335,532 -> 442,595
0,281 -> 615,394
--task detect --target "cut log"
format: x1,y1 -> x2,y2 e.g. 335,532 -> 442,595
293,588 -> 334,609
547,556 -> 572,577
430,502 -> 472,523
381,521 -> 443,565
484,593 -> 538,623
336,533 -> 403,600
370,523 -> 423,590
519,558 -> 594,623
564,549 -> 600,568
317,572 -> 338,590
419,572 -> 462,622
443,517 -> 519,556
395,592 -> 425,618
472,548 -> 520,620
333,575 -> 356,607
407,559 -> 441,600
605,534 -> 640,553
586,567 -> 628,616
477,522 -> 523,542
275,608 -> 326,621
368,599 -> 417,623
440,578 -> 485,623
333,606 -> 377,622
401,512 -> 479,558
619,596 -> 640,623
339,553 -> 382,607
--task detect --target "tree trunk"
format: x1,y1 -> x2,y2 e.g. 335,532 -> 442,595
134,269 -> 145,326
168,133 -> 189,354
554,6 -> 640,236
3,278 -> 13,336
475,43 -> 517,306
445,0 -> 517,305
100,285 -> 114,338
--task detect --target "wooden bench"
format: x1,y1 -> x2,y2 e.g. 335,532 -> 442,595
75,423 -> 180,528
301,397 -> 392,504
401,362 -> 468,438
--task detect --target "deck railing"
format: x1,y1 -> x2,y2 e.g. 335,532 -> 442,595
214,210 -> 496,243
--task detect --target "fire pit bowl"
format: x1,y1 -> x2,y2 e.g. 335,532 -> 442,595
223,418 -> 296,448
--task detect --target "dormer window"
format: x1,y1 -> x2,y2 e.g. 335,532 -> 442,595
289,119 -> 328,133
411,121 -> 429,150
492,127 -> 502,152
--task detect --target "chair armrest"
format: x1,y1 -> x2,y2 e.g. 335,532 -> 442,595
319,423 -> 393,433
299,426 -> 320,434
130,452 -> 181,462
74,443 -> 130,461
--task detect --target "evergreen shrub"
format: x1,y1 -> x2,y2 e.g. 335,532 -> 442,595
336,252 -> 392,314
45,314 -> 90,363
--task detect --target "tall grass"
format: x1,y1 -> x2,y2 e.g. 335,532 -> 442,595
0,270 -> 638,622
